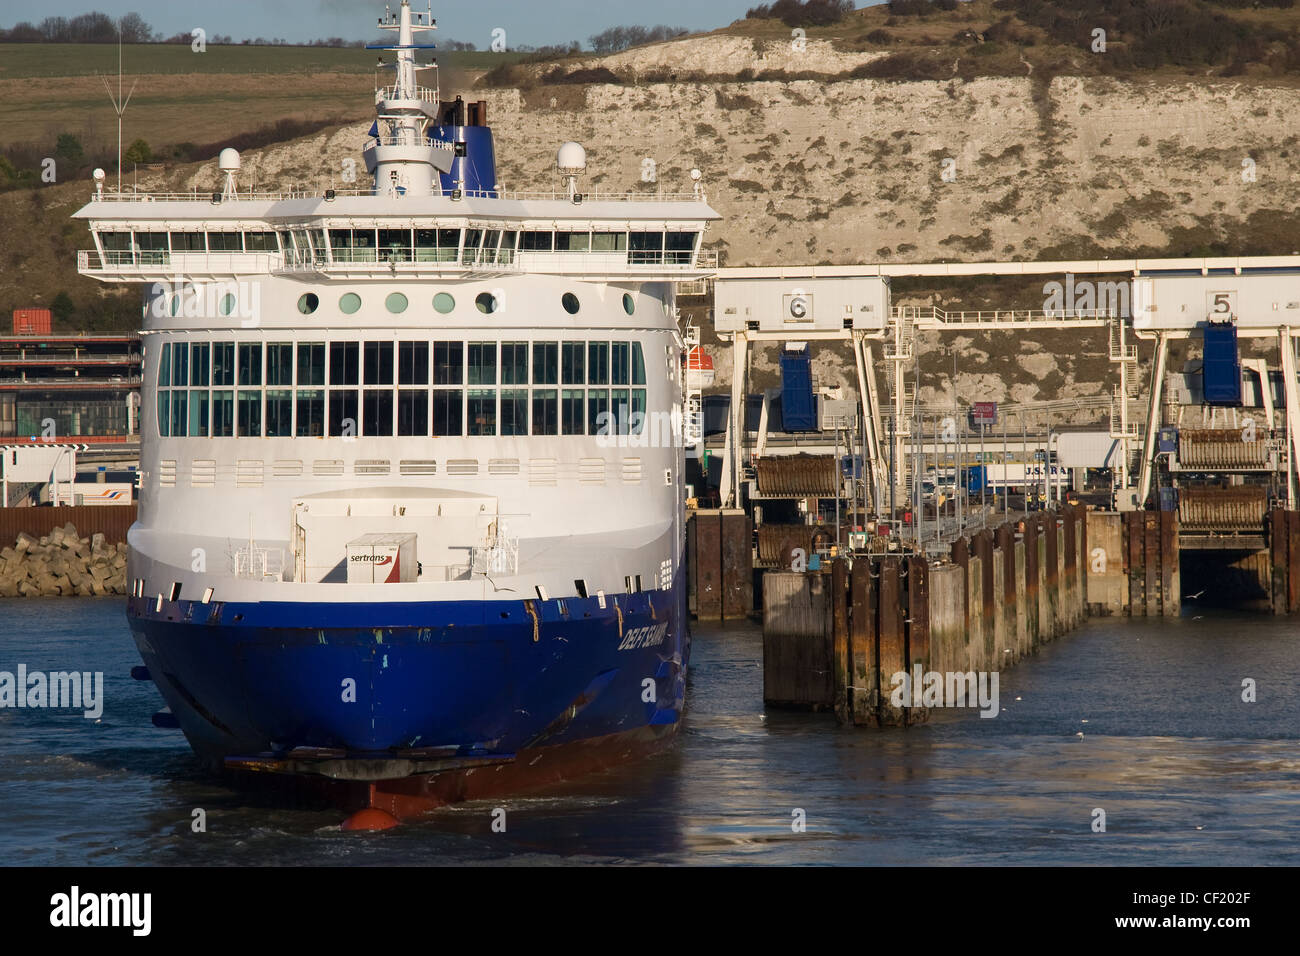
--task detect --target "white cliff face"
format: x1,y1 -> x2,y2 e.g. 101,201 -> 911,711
177,70 -> 1300,421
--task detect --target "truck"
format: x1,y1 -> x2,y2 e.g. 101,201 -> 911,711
963,463 -> 1070,494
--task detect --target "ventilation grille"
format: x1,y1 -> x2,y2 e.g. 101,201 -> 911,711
529,458 -> 558,487
447,459 -> 479,476
313,459 -> 344,477
489,458 -> 520,476
235,460 -> 264,487
578,458 -> 606,485
273,459 -> 303,478
191,459 -> 216,488
158,460 -> 176,487
356,459 -> 391,475
621,457 -> 643,484
400,459 -> 437,476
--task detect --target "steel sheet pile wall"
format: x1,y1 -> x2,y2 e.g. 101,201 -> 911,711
1270,510 -> 1300,614
763,505 -> 1089,725
1178,486 -> 1268,531
0,505 -> 136,545
1178,429 -> 1268,469
1122,510 -> 1181,616
687,508 -> 752,621
753,455 -> 837,497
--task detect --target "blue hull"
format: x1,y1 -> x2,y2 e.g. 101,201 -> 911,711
126,580 -> 689,781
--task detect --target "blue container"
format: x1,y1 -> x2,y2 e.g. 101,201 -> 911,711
1203,322 -> 1242,406
779,347 -> 817,432
1158,487 -> 1177,512
434,125 -> 498,196
1158,427 -> 1178,454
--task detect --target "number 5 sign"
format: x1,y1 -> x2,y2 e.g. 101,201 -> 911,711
1207,290 -> 1236,320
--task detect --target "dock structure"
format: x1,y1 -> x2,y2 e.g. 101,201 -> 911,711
695,256 -> 1300,624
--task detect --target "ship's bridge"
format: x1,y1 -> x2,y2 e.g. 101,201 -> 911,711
74,191 -> 720,283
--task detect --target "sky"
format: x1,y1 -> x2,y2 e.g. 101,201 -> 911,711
0,0 -> 810,48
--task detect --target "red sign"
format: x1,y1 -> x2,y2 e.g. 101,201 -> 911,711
971,402 -> 998,426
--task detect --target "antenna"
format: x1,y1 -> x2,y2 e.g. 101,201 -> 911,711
98,19 -> 138,195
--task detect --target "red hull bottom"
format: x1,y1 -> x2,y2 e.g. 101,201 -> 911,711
227,723 -> 681,824
354,724 -> 679,820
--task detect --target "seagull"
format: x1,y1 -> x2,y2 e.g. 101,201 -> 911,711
1015,696 -> 1022,701
1075,731 -> 1084,739
1185,590 -> 1205,600
1081,719 -> 1088,723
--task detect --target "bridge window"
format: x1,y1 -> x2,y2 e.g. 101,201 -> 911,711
330,342 -> 359,385
378,228 -> 412,262
432,390 -> 462,436
212,343 -> 235,386
244,231 -> 279,252
296,389 -> 324,436
266,389 -> 292,437
363,389 -> 393,436
266,343 -> 293,386
237,390 -> 261,436
561,389 -> 584,435
297,343 -> 325,386
170,232 -> 206,253
397,341 -> 428,385
238,343 -> 262,386
521,230 -> 553,251
468,342 -> 497,385
212,390 -> 234,437
587,342 -> 609,384
611,342 -> 630,385
415,228 -> 461,263
501,389 -> 528,435
189,390 -> 210,437
665,231 -> 697,264
561,342 -> 584,384
328,390 -> 357,436
631,342 -> 646,385
468,389 -> 496,436
397,389 -> 428,436
556,231 -> 589,252
364,342 -> 394,385
207,232 -> 242,252
532,389 -> 558,435
433,341 -> 463,384
591,232 -> 627,252
190,344 -> 210,385
629,231 -> 663,264
501,342 -> 528,385
532,342 -> 558,385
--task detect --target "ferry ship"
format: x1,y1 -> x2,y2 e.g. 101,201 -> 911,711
74,1 -> 718,825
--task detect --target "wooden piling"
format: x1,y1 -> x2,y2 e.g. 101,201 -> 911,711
878,557 -> 905,726
849,559 -> 878,726
1289,511 -> 1300,614
1126,511 -> 1144,617
1271,510 -> 1288,614
1023,517 -> 1039,645
1062,507 -> 1077,628
721,509 -> 753,620
692,510 -> 722,620
905,555 -> 929,726
1143,512 -> 1160,617
762,571 -> 832,708
832,558 -> 850,724
1159,509 -> 1179,618
1044,513 -> 1060,640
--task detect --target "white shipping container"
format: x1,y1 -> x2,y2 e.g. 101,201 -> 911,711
346,532 -> 418,584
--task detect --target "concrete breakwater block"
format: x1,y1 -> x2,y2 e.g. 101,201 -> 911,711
0,523 -> 128,598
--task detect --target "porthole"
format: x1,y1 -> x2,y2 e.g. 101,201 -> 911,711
385,292 -> 408,314
475,292 -> 498,314
297,293 -> 319,315
562,292 -> 580,315
433,292 -> 456,314
339,292 -> 361,314
218,293 -> 236,317
622,293 -> 635,316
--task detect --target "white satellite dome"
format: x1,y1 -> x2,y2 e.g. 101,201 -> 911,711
218,148 -> 241,172
92,167 -> 106,182
557,141 -> 586,172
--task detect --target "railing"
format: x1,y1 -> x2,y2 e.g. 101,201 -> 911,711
88,187 -> 710,204
79,250 -> 281,274
892,306 -> 1119,327
376,84 -> 439,103
233,546 -> 284,582
368,133 -> 457,150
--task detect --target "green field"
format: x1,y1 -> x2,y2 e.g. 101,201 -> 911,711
0,42 -> 526,78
